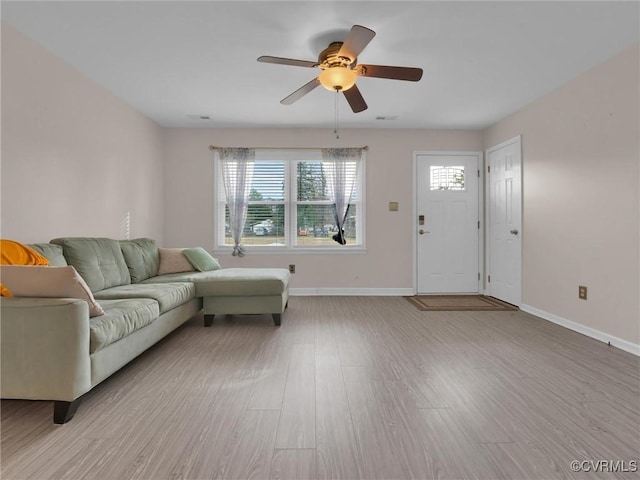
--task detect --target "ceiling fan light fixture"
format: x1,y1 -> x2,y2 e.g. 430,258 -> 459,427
319,66 -> 357,92
259,25 -> 422,113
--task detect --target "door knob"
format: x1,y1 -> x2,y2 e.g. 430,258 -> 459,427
419,229 -> 430,235
510,229 -> 519,235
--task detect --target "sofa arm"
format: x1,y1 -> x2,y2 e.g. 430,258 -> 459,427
1,298 -> 91,402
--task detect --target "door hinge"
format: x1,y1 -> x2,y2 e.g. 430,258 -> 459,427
477,169 -> 480,178
488,275 -> 491,283
477,220 -> 480,229
478,272 -> 481,281
488,165 -> 491,173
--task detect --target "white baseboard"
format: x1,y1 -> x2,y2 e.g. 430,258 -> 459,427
520,304 -> 640,357
290,288 -> 414,296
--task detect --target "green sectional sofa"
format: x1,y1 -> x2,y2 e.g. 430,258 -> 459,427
0,237 -> 289,424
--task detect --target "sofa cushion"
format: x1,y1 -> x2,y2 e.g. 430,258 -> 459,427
182,247 -> 222,272
28,243 -> 68,267
0,265 -> 105,317
89,298 -> 159,353
120,238 -> 159,283
157,248 -> 195,275
94,282 -> 195,314
141,271 -> 223,284
197,268 -> 290,297
141,272 -> 226,298
50,238 -> 131,293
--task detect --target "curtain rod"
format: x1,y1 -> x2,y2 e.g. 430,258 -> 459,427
209,145 -> 368,151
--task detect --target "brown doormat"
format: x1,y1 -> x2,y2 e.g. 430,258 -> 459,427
406,295 -> 518,311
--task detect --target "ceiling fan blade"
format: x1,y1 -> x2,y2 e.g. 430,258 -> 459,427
338,25 -> 376,61
258,56 -> 317,68
281,78 -> 321,105
357,64 -> 423,82
343,84 -> 368,113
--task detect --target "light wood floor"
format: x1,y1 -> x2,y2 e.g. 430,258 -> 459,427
2,296 -> 639,480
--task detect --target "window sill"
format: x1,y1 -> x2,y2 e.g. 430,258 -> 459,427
213,246 -> 367,255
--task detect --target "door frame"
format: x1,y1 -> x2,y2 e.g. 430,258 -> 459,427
484,135 -> 522,303
412,150 -> 484,294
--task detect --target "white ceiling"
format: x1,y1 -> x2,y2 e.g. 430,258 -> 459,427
3,1 -> 638,129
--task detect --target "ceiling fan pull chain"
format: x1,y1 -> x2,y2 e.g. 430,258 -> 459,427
334,90 -> 340,139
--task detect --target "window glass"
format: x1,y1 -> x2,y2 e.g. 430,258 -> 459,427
223,161 -> 285,246
430,166 -> 465,191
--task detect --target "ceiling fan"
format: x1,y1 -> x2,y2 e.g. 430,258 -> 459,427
257,25 -> 423,113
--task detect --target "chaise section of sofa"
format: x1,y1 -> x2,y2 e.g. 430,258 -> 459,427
140,268 -> 290,326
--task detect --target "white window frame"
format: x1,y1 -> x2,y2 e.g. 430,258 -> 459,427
214,149 -> 366,254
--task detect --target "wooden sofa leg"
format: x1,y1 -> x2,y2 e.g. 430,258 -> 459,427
273,314 -> 281,326
204,314 -> 215,327
53,398 -> 82,424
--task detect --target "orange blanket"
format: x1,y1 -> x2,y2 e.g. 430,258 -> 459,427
0,283 -> 12,297
0,239 -> 49,266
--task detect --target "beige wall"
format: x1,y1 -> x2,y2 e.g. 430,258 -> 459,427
1,23 -> 165,244
483,43 -> 640,345
162,128 -> 482,290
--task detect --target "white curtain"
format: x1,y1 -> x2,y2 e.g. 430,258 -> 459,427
321,148 -> 363,245
219,148 -> 255,256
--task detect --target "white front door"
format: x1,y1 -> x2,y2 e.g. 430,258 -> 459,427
416,153 -> 480,294
486,136 -> 522,306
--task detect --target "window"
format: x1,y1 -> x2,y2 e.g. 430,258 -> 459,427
430,165 -> 465,191
215,149 -> 365,251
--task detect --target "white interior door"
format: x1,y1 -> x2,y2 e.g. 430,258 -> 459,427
416,153 -> 480,294
486,136 -> 522,306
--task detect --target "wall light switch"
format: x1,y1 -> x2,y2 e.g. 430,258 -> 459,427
389,202 -> 399,212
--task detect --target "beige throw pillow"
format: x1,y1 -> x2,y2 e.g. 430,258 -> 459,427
0,265 -> 105,317
157,248 -> 196,275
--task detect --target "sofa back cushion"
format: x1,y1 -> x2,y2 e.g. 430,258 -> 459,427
50,238 -> 131,292
120,238 -> 159,283
28,243 -> 68,267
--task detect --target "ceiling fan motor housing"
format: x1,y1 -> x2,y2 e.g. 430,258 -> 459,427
318,42 -> 356,70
